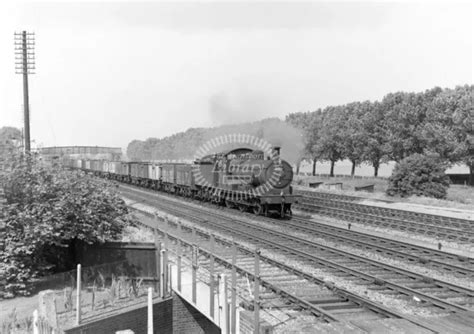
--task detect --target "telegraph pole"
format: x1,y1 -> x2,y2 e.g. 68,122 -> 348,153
14,31 -> 35,153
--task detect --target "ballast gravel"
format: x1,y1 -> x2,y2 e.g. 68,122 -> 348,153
123,196 -> 456,318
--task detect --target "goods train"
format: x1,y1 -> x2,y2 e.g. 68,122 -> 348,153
63,146 -> 299,217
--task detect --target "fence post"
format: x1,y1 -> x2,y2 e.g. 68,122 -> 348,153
164,234 -> 169,294
162,216 -> 168,231
231,241 -> 237,334
160,249 -> 166,297
209,234 -> 215,319
221,274 -> 229,334
75,264 -> 82,325
147,287 -> 153,334
192,244 -> 198,304
167,263 -> 172,293
33,309 -> 39,334
164,231 -> 169,250
177,234 -> 182,292
177,220 -> 182,234
254,249 -> 260,334
154,230 -> 161,293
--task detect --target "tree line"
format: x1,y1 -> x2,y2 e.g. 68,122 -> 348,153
286,85 -> 473,182
126,118 -> 304,163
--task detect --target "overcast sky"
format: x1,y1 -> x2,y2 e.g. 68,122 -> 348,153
0,1 -> 472,149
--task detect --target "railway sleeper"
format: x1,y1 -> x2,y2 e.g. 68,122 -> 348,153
262,274 -> 301,282
414,287 -> 457,295
320,302 -> 362,311
308,297 -> 346,305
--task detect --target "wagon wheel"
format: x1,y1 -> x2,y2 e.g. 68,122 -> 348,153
253,203 -> 263,215
238,204 -> 247,212
225,199 -> 234,208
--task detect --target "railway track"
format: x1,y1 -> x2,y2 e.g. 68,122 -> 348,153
120,183 -> 474,279
143,213 -> 395,322
134,206 -> 444,332
119,184 -> 474,318
263,215 -> 474,278
295,190 -> 474,244
195,216 -> 474,313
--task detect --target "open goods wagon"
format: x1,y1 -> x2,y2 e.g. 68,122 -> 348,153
65,145 -> 299,217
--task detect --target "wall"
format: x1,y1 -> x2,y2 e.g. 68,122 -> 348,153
64,292 -> 221,334
75,241 -> 158,278
64,297 -> 172,334
172,293 -> 221,334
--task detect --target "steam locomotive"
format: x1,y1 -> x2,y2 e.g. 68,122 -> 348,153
64,146 -> 298,217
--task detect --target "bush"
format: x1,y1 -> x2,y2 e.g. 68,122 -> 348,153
0,153 -> 130,296
386,154 -> 450,199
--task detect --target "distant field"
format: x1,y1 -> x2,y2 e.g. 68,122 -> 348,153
296,159 -> 469,178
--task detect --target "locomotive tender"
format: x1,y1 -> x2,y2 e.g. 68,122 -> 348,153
64,146 -> 299,217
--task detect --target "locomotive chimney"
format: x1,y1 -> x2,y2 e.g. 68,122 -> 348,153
271,146 -> 281,158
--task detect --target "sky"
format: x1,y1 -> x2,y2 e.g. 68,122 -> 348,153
0,0 -> 472,150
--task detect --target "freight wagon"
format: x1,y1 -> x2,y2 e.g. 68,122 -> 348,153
148,163 -> 161,189
130,162 -> 150,187
65,145 -> 299,217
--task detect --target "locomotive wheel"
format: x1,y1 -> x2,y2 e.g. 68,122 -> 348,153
253,203 -> 263,215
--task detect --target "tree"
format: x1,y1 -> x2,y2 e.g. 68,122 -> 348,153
386,154 -> 450,199
126,139 -> 146,160
342,102 -> 369,176
286,112 -> 314,131
381,92 -> 429,162
286,111 -> 316,174
318,106 -> 346,177
0,127 -> 22,163
422,85 -> 473,185
1,153 -> 130,296
359,102 -> 389,177
300,110 -> 323,175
